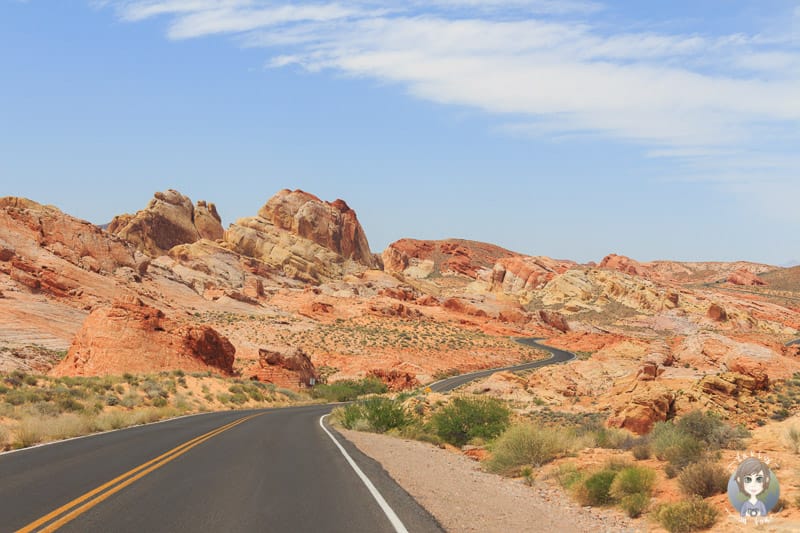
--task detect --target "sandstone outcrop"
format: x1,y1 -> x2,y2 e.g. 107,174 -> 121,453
0,197 -> 137,275
726,269 -> 766,286
599,254 -> 650,278
51,297 -> 235,376
108,190 -> 224,257
367,368 -> 420,391
606,382 -> 676,434
256,189 -> 376,267
383,238 -> 518,280
225,190 -> 377,282
489,256 -> 574,302
251,346 -> 318,389
538,310 -> 570,332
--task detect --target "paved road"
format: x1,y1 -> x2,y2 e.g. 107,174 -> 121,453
787,338 -> 800,346
0,338 -> 574,532
0,405 -> 441,533
428,338 -> 575,392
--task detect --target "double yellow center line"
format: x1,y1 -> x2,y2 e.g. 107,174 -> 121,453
17,413 -> 261,533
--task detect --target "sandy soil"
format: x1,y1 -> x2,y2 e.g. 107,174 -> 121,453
338,428 -> 641,533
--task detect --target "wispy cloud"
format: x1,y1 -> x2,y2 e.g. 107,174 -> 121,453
99,0 -> 799,195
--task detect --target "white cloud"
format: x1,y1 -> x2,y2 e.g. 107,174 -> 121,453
100,0 -> 800,186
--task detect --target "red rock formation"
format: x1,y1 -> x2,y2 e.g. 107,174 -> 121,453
707,303 -> 728,322
367,368 -> 420,391
727,269 -> 766,286
251,346 -> 318,389
539,310 -> 570,332
51,297 -> 235,376
108,190 -> 224,257
0,197 -> 137,274
599,254 -> 650,278
257,189 -> 376,268
607,383 -> 676,434
442,298 -> 488,318
383,238 -> 519,279
491,256 -> 574,296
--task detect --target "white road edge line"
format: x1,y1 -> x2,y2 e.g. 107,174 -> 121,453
319,415 -> 409,533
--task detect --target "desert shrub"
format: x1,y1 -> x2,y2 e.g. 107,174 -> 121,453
311,378 -> 388,402
610,465 -> 656,499
676,410 -> 748,450
651,422 -> 703,474
485,422 -> 571,475
0,424 -> 7,449
56,397 -> 85,413
677,460 -> 728,498
105,395 -> 120,406
333,398 -> 410,433
609,465 -> 655,517
577,469 -> 618,506
620,492 -> 650,518
120,392 -> 140,409
632,443 -> 652,460
151,397 -> 168,407
655,498 -> 718,533
361,397 -> 410,433
432,396 -> 510,447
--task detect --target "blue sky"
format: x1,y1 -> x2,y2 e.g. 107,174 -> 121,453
1,1 -> 798,265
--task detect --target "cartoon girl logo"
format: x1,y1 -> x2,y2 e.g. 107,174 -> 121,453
727,456 -> 780,523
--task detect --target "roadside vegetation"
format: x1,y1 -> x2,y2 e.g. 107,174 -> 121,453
332,389 -> 754,532
0,370 -> 311,451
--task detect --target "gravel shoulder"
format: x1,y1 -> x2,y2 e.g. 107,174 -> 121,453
338,428 -> 641,533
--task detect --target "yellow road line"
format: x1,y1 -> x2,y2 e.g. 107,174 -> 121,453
16,414 -> 260,533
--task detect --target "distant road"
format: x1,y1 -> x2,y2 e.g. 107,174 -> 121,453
428,338 -> 575,392
787,338 -> 800,346
0,405 -> 441,532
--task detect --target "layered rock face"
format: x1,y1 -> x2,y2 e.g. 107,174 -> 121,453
383,238 -> 519,279
490,256 -> 575,302
225,189 -> 377,282
108,190 -> 224,257
0,197 -> 137,276
51,297 -> 235,376
251,346 -> 318,389
256,190 -> 376,267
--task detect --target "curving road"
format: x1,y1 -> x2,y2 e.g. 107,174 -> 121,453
0,338 -> 574,533
0,406 -> 442,533
428,338 -> 575,392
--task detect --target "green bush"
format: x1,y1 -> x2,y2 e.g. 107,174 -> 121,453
333,398 -> 410,433
610,466 -> 656,499
554,463 -> 584,490
578,469 -> 618,506
651,422 -> 703,474
431,396 -> 510,447
619,492 -> 650,518
677,460 -> 729,498
485,422 -> 572,475
656,498 -> 718,533
676,410 -> 748,450
361,397 -> 409,433
311,378 -> 388,402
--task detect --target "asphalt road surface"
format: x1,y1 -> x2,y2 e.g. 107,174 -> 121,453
0,405 -> 442,533
0,338 -> 574,533
428,338 -> 575,392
